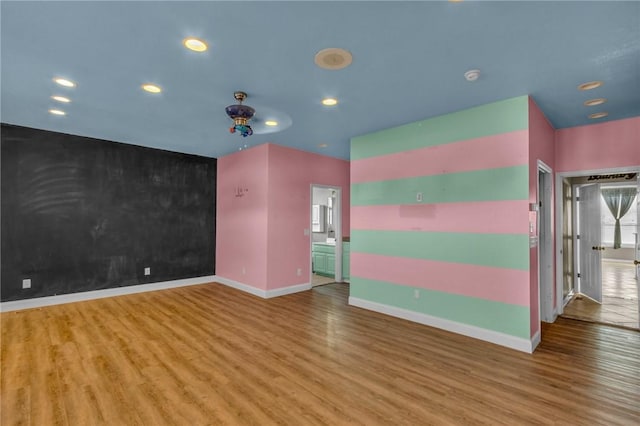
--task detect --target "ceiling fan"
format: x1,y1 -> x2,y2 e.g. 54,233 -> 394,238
225,91 -> 255,137
225,91 -> 292,138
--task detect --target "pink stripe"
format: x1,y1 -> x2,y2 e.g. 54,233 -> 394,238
351,200 -> 529,234
352,253 -> 529,306
351,129 -> 529,183
555,116 -> 640,172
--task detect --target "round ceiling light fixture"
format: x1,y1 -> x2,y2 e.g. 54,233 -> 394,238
142,83 -> 162,93
584,98 -> 607,107
49,109 -> 66,116
315,48 -> 353,70
183,37 -> 208,52
53,77 -> 76,88
578,81 -> 603,91
51,95 -> 71,103
265,120 -> 278,127
588,112 -> 608,119
464,69 -> 480,81
322,98 -> 338,106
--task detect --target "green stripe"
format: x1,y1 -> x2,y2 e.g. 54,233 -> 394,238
351,96 -> 528,160
351,230 -> 529,270
351,278 -> 529,338
351,165 -> 529,206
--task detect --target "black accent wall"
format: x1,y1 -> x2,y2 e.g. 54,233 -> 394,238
1,124 -> 216,302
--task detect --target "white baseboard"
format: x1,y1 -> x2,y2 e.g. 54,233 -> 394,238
349,297 -> 537,353
265,282 -> 312,298
530,329 -> 541,352
0,275 -> 217,313
214,276 -> 311,299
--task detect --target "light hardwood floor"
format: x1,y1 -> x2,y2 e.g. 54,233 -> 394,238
2,282 -> 639,425
562,260 -> 639,329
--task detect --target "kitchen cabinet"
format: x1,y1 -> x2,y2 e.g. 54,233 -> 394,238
312,242 -> 350,281
312,243 -> 334,277
342,242 -> 350,281
326,254 -> 336,275
312,251 -> 327,274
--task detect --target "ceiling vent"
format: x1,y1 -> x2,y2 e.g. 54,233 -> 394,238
315,48 -> 353,70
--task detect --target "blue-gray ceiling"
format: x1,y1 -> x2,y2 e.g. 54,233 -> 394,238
2,1 -> 639,160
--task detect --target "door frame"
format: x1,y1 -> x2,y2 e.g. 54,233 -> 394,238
309,184 -> 342,284
554,165 -> 638,316
538,161 -> 554,323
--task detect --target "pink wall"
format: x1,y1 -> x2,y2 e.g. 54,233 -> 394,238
216,145 -> 270,289
267,144 -> 350,290
528,97 -> 556,338
216,143 -> 350,292
555,116 -> 640,172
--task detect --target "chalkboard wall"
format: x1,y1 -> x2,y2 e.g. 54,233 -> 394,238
1,124 -> 216,302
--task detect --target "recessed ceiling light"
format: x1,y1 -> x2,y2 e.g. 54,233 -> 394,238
142,83 -> 162,94
49,109 -> 66,116
584,98 -> 607,107
51,95 -> 71,103
318,143 -> 328,148
53,77 -> 76,88
578,81 -> 603,91
183,38 -> 208,52
322,98 -> 338,106
265,120 -> 278,126
588,112 -> 608,119
315,48 -> 353,70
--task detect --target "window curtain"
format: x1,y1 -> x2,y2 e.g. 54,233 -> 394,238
601,188 -> 637,249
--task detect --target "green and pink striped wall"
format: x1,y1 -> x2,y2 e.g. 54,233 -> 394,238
350,96 -> 534,349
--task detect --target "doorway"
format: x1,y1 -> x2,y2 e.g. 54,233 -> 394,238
555,168 -> 639,329
310,185 -> 342,287
538,162 -> 554,323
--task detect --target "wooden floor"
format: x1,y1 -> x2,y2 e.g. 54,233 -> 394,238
2,282 -> 639,425
311,273 -> 336,287
562,261 -> 639,329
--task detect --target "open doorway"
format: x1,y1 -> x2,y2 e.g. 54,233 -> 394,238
310,185 -> 343,287
555,168 -> 639,329
538,162 -> 554,323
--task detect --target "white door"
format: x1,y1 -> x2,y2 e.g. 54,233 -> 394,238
578,184 -> 603,303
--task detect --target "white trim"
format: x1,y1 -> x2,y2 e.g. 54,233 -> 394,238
214,276 -> 267,298
557,166 -> 640,178
555,166 -> 640,317
530,329 -> 541,352
348,297 -> 537,353
265,282 -> 312,298
0,275 -> 217,313
215,276 -> 311,299
537,160 -> 554,324
310,184 -> 343,284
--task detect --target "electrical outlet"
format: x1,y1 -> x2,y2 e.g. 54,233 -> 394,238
242,266 -> 246,275
144,267 -> 151,276
22,279 -> 31,289
416,192 -> 423,202
297,268 -> 302,276
414,289 -> 420,299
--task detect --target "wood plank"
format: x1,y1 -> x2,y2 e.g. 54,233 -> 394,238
2,282 -> 639,425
